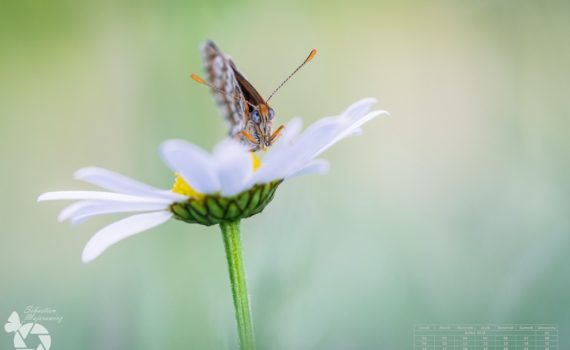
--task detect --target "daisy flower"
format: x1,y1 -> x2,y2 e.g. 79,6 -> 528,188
39,97 -> 387,349
38,98 -> 387,263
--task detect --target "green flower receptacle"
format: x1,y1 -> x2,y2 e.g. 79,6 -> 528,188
170,181 -> 281,226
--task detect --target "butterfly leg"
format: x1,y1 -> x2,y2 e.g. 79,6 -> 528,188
269,125 -> 285,143
240,130 -> 258,144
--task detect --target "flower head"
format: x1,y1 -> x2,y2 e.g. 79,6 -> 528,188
38,98 -> 388,263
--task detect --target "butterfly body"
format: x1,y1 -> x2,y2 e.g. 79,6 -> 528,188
201,41 -> 276,150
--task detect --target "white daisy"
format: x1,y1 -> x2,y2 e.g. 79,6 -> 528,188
38,98 -> 388,263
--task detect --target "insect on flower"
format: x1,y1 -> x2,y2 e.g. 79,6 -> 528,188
191,40 -> 317,151
38,98 -> 387,262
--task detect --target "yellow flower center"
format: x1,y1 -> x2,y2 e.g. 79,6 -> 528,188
251,152 -> 261,171
171,152 -> 261,199
171,173 -> 205,200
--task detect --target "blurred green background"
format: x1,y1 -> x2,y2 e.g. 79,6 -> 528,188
1,0 -> 569,349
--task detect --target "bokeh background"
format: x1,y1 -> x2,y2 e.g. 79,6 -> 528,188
1,0 -> 569,349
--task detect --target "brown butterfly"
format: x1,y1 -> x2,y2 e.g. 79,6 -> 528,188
191,40 -> 316,151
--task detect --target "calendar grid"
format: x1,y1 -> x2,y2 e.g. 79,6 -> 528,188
413,324 -> 558,350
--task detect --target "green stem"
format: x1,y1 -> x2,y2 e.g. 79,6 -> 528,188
220,220 -> 255,350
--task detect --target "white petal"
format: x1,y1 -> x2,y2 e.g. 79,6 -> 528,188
313,110 -> 388,158
74,167 -> 185,201
251,100 -> 387,184
38,191 -> 173,204
257,117 -> 304,169
275,110 -> 386,179
286,159 -> 330,179
348,128 -> 363,137
66,201 -> 169,224
73,167 -> 180,200
58,201 -> 94,222
213,139 -> 253,196
160,139 -> 221,194
280,117 -> 303,143
263,121 -> 339,181
266,117 -> 303,151
81,211 -> 172,263
342,97 -> 378,120
251,118 -> 339,184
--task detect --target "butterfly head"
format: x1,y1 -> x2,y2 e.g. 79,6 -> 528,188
248,104 -> 275,149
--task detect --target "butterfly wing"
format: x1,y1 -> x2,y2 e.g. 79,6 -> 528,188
230,61 -> 267,107
201,40 -> 247,136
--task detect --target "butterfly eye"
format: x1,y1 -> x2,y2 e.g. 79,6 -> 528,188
251,109 -> 261,123
268,108 -> 275,120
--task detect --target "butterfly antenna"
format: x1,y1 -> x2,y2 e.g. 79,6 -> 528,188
191,74 -> 256,109
266,49 -> 317,102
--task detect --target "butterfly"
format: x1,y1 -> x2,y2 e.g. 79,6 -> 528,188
191,40 -> 316,151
